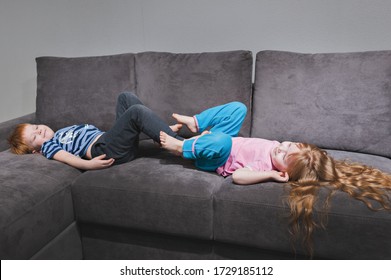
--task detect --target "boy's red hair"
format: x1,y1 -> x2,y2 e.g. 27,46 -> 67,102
8,123 -> 32,154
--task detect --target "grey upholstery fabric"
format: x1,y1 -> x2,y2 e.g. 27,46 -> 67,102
81,224 -> 301,260
36,53 -> 136,131
0,151 -> 81,259
81,224 -> 214,260
214,150 -> 391,259
252,50 -> 391,158
72,141 -> 223,240
135,51 -> 253,137
31,222 -> 82,260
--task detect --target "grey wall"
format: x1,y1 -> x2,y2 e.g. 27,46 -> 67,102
1,0 -> 391,122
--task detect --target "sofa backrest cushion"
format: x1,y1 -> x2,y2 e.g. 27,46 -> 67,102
36,53 -> 136,131
135,51 -> 253,137
252,50 -> 391,158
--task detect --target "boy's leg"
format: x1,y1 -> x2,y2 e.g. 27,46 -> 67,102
93,104 -> 182,164
182,132 -> 232,171
116,92 -> 143,120
194,102 -> 247,137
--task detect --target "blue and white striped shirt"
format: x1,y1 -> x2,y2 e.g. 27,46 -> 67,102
41,124 -> 103,159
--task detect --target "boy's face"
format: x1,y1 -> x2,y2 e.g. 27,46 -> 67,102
270,141 -> 300,171
23,124 -> 54,153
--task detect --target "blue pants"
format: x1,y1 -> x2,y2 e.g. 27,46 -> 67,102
182,102 -> 247,171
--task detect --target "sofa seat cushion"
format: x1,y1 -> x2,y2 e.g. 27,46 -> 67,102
72,141 -> 223,240
0,151 -> 81,259
214,150 -> 391,259
252,50 -> 391,158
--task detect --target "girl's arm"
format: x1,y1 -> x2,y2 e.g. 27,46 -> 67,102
53,150 -> 114,170
232,167 -> 289,185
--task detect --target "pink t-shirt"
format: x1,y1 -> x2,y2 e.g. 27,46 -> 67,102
216,137 -> 280,177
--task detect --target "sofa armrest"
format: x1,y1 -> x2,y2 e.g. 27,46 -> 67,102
0,113 -> 36,152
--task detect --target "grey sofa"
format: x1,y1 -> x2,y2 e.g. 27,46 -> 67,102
1,50 -> 390,260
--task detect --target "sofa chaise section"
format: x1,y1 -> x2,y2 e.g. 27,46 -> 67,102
0,151 -> 82,259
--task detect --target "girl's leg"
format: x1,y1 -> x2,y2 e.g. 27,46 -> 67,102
194,102 -> 247,137
164,102 -> 245,171
186,133 -> 232,171
161,132 -> 232,171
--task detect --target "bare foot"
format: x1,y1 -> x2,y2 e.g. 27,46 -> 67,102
160,131 -> 183,156
169,123 -> 183,132
172,113 -> 198,133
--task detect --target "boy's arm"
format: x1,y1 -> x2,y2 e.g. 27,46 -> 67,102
232,167 -> 289,185
53,150 -> 114,170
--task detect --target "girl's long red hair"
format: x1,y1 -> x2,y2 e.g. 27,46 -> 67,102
286,143 -> 391,256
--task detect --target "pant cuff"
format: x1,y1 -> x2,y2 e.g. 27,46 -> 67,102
182,138 -> 197,159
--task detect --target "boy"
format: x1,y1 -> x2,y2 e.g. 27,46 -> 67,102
8,92 -> 182,170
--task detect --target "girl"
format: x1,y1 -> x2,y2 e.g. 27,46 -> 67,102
160,101 -> 391,256
160,101 -> 298,184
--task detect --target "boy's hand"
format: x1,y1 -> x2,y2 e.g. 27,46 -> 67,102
88,154 -> 115,170
53,150 -> 114,170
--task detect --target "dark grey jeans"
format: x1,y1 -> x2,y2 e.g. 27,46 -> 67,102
91,92 -> 182,164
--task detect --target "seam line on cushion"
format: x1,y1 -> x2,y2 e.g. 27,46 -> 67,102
214,199 -> 391,223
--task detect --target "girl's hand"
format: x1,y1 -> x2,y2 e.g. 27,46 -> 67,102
88,154 -> 115,170
270,170 -> 289,182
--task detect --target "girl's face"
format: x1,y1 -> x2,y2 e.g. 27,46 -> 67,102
22,124 -> 54,153
271,141 -> 300,171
